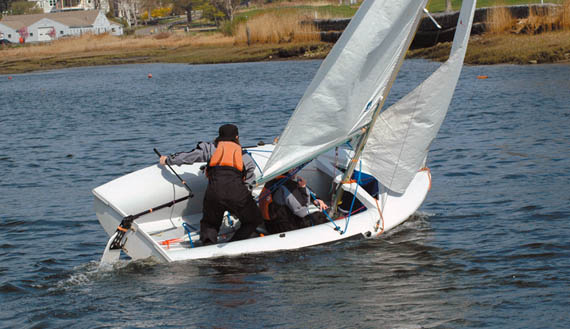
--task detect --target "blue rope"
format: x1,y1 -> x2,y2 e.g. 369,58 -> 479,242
342,160 -> 362,235
244,149 -> 273,153
309,190 -> 341,232
181,222 -> 194,248
244,150 -> 263,177
255,162 -> 310,202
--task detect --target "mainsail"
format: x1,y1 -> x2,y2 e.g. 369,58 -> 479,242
258,0 -> 429,184
360,0 -> 477,193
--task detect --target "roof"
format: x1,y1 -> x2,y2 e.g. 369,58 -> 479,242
0,10 -> 101,30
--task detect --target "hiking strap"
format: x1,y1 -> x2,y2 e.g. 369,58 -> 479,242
182,222 -> 194,248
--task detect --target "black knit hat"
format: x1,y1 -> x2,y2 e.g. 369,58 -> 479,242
217,124 -> 239,142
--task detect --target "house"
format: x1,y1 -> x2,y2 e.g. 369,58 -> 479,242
30,0 -> 107,14
34,0 -> 95,14
0,10 -> 122,43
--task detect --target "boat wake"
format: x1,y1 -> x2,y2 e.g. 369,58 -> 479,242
48,258 -> 162,293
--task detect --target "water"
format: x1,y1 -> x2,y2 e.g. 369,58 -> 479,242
0,60 -> 569,328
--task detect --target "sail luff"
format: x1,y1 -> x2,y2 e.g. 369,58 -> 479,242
258,0 -> 431,185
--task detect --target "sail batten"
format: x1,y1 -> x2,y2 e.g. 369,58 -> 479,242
258,0 -> 430,185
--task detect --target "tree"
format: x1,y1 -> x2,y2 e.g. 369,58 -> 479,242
48,27 -> 56,39
116,0 -> 139,27
171,0 -> 206,24
0,0 -> 14,15
10,1 -> 42,15
17,26 -> 28,41
140,0 -> 160,22
445,0 -> 452,12
211,0 -> 240,21
198,1 -> 224,25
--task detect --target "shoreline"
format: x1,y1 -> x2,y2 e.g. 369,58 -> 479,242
1,30 -> 569,75
0,43 -> 332,75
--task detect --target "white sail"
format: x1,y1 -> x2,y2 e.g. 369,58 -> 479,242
258,0 -> 429,184
361,0 -> 477,193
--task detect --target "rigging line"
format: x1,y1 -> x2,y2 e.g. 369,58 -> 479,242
375,198 -> 385,236
342,160 -> 363,235
309,190 -> 342,232
327,147 -> 340,199
254,162 -> 310,202
244,149 -> 263,177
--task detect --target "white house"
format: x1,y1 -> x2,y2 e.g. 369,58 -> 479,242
31,0 -> 102,14
0,10 -> 122,43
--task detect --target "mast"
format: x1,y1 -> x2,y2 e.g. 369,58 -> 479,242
329,5 -> 428,218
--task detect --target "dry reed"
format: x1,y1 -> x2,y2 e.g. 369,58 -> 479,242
247,0 -> 338,10
525,5 -> 559,33
1,32 -> 234,59
486,5 -> 515,33
487,0 -> 570,34
234,12 -> 320,45
560,0 -> 570,29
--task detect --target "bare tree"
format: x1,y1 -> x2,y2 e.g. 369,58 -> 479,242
211,0 -> 240,21
446,0 -> 452,12
117,0 -> 140,27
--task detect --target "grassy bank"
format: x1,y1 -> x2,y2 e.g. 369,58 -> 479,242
1,1 -> 570,74
409,29 -> 570,64
0,33 -> 331,74
411,0 -> 570,64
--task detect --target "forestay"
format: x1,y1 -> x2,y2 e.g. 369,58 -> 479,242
258,0 -> 429,184
360,0 -> 477,193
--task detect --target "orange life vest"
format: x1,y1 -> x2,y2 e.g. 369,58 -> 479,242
258,175 -> 287,220
208,141 -> 244,172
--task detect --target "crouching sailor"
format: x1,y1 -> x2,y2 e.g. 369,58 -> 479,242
159,124 -> 263,245
259,172 -> 329,234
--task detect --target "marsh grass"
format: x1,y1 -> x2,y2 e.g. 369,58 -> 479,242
487,0 -> 570,34
234,12 -> 319,44
1,32 -> 234,60
560,0 -> 570,29
486,4 -> 515,33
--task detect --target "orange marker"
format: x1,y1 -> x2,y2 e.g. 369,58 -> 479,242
477,75 -> 488,79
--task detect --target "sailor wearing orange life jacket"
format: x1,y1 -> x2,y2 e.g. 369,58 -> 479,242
259,172 -> 329,235
159,124 -> 263,244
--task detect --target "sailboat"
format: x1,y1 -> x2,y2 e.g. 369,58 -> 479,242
94,0 -> 477,264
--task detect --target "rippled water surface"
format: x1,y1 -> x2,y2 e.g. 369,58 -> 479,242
1,60 -> 569,328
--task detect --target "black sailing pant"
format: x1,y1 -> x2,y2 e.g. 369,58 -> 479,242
200,168 -> 263,244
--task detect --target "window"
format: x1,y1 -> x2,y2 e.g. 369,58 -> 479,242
30,33 -> 33,36
60,31 -> 64,35
8,34 -> 11,38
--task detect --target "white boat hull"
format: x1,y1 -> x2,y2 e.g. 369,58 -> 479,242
93,144 -> 431,262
